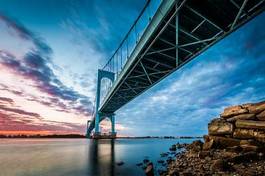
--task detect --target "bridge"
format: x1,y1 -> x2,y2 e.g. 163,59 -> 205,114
86,0 -> 265,138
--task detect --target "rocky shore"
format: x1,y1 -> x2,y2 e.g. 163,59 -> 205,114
145,101 -> 265,176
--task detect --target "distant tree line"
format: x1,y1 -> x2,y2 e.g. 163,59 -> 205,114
0,134 -> 86,138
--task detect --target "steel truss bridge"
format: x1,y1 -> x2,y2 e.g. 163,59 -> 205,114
87,0 -> 265,137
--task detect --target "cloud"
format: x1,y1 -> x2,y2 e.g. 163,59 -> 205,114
0,13 -> 93,116
0,97 -> 13,104
116,12 -> 265,136
0,104 -> 40,119
61,0 -> 145,55
0,111 -> 85,134
0,13 -> 52,55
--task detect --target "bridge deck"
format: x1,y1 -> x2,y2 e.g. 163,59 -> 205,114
99,0 -> 265,114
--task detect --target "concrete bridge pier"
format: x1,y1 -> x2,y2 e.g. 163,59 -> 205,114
111,114 -> 116,135
94,112 -> 116,138
92,69 -> 116,139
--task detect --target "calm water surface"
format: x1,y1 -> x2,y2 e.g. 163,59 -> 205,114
0,138 -> 195,176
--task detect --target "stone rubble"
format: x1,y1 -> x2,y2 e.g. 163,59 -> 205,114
160,101 -> 265,176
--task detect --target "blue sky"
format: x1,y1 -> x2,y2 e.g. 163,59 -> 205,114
0,0 -> 264,136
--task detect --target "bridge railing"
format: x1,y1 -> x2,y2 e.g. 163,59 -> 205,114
100,0 -> 161,102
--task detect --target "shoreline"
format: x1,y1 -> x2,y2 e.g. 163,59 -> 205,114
156,139 -> 265,176
0,135 -> 202,139
140,101 -> 265,176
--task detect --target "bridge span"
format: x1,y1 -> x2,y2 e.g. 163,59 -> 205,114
87,0 -> 265,137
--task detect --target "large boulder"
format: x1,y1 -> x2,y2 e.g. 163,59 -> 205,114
233,128 -> 265,142
145,162 -> 154,176
208,136 -> 240,148
253,131 -> 265,143
208,118 -> 234,135
240,144 -> 259,152
239,139 -> 261,152
240,139 -> 258,146
169,144 -> 176,151
246,101 -> 265,114
221,105 -> 248,118
233,128 -> 255,139
187,140 -> 203,152
210,159 -> 229,172
235,120 -> 265,130
203,139 -> 214,150
227,151 -> 258,163
226,113 -> 255,122
257,110 -> 265,121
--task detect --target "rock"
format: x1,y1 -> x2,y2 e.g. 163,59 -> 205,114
182,171 -> 193,176
142,166 -> 147,170
160,153 -> 168,157
222,151 -> 237,159
226,146 -> 242,153
210,159 -> 228,172
167,158 -> 174,164
227,151 -> 258,163
168,170 -> 179,176
240,144 -> 259,152
247,101 -> 265,114
235,120 -> 265,129
157,160 -> 164,164
158,169 -> 167,175
258,152 -> 264,159
241,103 -> 253,109
187,140 -> 203,152
136,163 -> 143,166
208,118 -> 234,135
155,101 -> 265,176
226,113 -> 256,122
169,145 -> 177,151
240,139 -> 259,146
175,143 -> 185,149
208,136 -> 240,148
233,128 -> 265,142
116,161 -> 124,166
198,151 -> 210,159
254,131 -> 265,143
186,151 -> 197,158
257,110 -> 265,120
143,159 -> 150,164
233,128 -> 255,139
145,162 -> 154,176
221,105 -> 248,118
203,139 -> 214,150
203,135 -> 210,141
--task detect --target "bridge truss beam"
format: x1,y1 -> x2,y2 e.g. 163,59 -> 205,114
87,0 -> 265,136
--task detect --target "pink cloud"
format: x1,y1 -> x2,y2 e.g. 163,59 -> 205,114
0,14 -> 94,135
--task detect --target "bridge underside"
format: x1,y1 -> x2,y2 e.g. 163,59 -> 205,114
100,0 -> 265,114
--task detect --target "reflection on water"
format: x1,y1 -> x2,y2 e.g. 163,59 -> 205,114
89,140 -> 115,176
0,138 -> 194,176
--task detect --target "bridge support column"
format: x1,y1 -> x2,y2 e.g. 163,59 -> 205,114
86,120 -> 91,136
94,113 -> 101,134
94,69 -> 115,135
111,114 -> 116,135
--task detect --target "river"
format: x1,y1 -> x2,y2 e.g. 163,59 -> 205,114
0,138 -> 195,176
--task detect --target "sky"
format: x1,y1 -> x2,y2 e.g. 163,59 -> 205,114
0,0 -> 264,136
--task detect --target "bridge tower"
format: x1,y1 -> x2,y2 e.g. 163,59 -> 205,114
92,69 -> 116,138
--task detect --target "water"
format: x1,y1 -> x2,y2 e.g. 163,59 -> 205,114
0,138 -> 195,176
